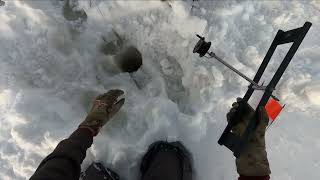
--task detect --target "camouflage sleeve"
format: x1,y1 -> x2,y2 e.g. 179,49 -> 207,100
29,128 -> 93,180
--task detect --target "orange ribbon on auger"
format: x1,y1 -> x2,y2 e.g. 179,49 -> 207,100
265,98 -> 284,121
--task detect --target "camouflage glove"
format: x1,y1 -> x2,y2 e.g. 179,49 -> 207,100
227,98 -> 271,176
79,90 -> 125,136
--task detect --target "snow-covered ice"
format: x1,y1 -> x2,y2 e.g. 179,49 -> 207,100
0,1 -> 319,180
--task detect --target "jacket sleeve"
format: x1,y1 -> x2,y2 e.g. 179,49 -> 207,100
29,128 -> 93,180
239,175 -> 270,180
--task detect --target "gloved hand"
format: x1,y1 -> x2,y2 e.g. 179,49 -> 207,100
227,98 -> 271,176
79,90 -> 125,136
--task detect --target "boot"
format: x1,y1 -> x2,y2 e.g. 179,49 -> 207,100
140,141 -> 193,180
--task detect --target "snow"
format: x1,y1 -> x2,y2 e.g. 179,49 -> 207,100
0,0 -> 319,180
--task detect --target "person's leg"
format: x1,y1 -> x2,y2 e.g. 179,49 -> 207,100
140,141 -> 193,180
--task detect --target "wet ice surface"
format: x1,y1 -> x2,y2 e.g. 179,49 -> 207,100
0,1 -> 319,180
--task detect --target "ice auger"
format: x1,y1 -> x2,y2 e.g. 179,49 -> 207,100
193,22 -> 312,158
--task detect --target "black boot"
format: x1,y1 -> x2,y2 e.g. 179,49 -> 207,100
140,141 -> 193,180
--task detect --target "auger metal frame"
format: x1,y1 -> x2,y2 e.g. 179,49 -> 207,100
217,22 -> 312,157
